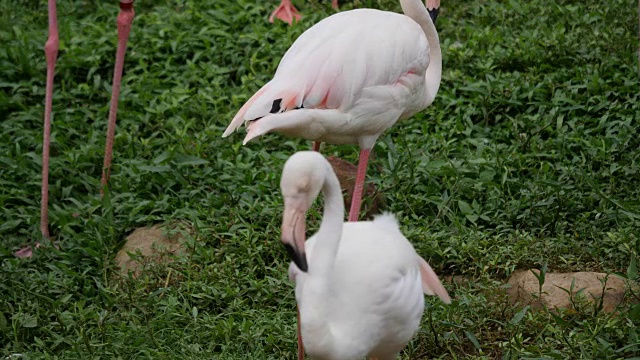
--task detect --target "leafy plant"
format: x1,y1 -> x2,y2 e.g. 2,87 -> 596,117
0,0 -> 638,358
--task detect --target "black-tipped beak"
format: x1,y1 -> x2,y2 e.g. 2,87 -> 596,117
284,243 -> 308,272
282,204 -> 309,272
428,7 -> 439,25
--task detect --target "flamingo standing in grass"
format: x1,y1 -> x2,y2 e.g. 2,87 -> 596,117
15,0 -> 135,258
280,151 -> 451,359
224,0 -> 442,223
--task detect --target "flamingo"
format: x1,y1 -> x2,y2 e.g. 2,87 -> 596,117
224,0 -> 442,223
15,0 -> 135,258
269,0 -> 339,26
280,151 -> 451,359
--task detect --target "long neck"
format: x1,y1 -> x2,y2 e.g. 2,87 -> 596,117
401,0 -> 442,106
309,167 -> 345,276
299,165 -> 345,352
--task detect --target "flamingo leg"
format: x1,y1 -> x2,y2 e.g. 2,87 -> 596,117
19,0 -> 56,257
101,0 -> 135,193
40,0 -> 59,240
269,0 -> 301,26
331,0 -> 339,9
348,148 -> 371,222
297,307 -> 304,360
312,141 -> 321,152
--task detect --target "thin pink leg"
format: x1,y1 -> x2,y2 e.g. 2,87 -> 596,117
297,307 -> 304,360
312,141 -> 321,152
331,0 -> 339,9
40,0 -> 59,240
101,0 -> 135,193
348,148 -> 371,222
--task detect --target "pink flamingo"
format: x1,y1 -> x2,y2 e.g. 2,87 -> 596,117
15,0 -> 135,258
225,0 -> 442,224
270,0 -> 338,25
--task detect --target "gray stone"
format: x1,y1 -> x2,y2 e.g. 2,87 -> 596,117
507,270 -> 629,313
114,223 -> 191,276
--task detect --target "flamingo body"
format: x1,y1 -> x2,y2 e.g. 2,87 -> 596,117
225,0 -> 441,222
281,152 -> 450,359
292,217 -> 427,359
225,9 -> 435,150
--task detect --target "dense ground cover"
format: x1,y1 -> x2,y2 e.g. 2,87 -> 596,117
1,0 -> 639,358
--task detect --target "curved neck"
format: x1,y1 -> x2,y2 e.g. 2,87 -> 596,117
401,0 -> 442,106
309,167 -> 345,276
299,164 -> 345,355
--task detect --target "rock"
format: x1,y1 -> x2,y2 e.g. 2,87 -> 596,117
327,156 -> 385,219
507,270 -> 629,313
114,223 -> 191,276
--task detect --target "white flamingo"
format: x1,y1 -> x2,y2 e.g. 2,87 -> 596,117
280,151 -> 451,360
224,0 -> 442,223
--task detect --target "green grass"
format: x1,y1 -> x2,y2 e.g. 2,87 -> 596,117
1,0 -> 639,358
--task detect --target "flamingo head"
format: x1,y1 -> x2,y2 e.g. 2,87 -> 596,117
280,152 -> 327,272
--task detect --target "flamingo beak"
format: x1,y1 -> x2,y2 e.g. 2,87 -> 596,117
282,200 -> 308,272
425,0 -> 440,24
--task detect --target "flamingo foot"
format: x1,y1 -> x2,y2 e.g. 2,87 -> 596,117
269,0 -> 301,25
13,242 -> 43,259
14,246 -> 33,259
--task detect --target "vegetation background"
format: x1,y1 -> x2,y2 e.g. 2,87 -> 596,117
1,0 -> 639,358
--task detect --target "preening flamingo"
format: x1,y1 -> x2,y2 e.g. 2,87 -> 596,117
16,0 -> 135,258
224,0 -> 442,223
280,151 -> 451,360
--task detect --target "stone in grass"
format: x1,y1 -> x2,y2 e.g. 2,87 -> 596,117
114,222 -> 192,277
327,156 -> 385,219
507,270 -> 631,313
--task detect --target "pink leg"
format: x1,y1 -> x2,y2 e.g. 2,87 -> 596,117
269,0 -> 301,26
331,0 -> 339,9
297,307 -> 304,360
16,3 -> 56,257
40,0 -> 59,240
101,0 -> 135,193
312,141 -> 321,152
348,148 -> 371,222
